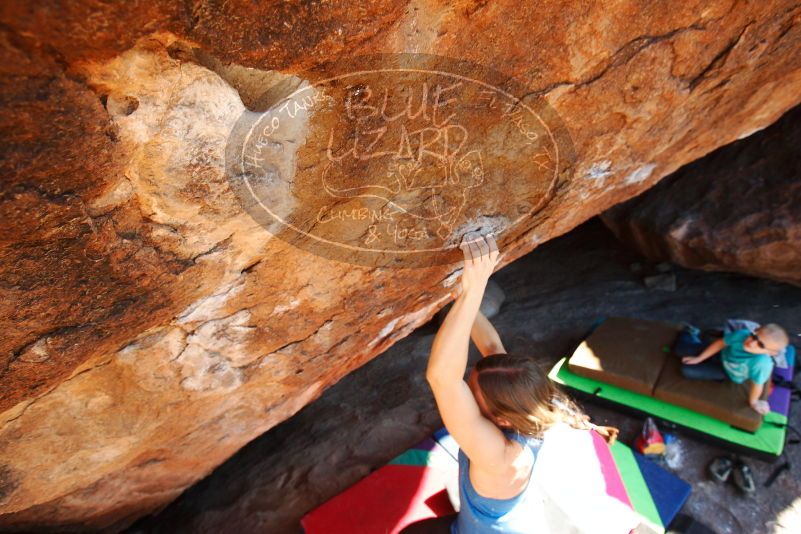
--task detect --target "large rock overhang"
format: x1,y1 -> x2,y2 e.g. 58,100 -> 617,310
1,0 -> 801,529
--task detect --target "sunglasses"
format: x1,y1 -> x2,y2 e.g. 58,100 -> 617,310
750,332 -> 777,354
750,332 -> 766,349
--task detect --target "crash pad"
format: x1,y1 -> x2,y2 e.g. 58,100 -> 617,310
551,356 -> 790,459
301,426 -> 690,533
568,316 -> 682,396
566,316 -> 770,432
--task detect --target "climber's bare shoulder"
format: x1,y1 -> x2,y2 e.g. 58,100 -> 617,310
429,377 -> 513,471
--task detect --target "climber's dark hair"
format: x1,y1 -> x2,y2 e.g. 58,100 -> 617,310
473,354 -> 587,438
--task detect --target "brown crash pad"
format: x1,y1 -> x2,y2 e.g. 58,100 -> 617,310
653,356 -> 763,432
568,317 -> 682,396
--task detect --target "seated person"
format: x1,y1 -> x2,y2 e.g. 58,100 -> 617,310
678,323 -> 789,415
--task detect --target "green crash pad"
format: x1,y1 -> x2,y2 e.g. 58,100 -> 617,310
550,357 -> 788,458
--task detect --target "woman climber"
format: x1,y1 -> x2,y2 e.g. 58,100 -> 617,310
401,233 -> 618,533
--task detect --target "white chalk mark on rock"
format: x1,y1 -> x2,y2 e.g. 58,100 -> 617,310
584,160 -> 613,186
623,163 -> 656,185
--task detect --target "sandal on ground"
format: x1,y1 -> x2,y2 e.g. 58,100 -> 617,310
732,461 -> 756,495
707,456 -> 734,483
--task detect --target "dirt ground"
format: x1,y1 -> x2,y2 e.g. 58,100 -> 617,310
127,219 -> 801,534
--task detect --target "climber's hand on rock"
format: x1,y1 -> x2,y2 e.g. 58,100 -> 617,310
459,232 -> 500,296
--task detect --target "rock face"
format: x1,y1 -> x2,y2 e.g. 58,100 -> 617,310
603,103 -> 801,287
1,1 -> 801,530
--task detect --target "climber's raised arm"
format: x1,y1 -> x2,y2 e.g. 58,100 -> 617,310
426,281 -> 484,384
426,235 -> 510,470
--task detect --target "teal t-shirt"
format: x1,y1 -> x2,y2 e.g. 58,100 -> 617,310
721,329 -> 774,384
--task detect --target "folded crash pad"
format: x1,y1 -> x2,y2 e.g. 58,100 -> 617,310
564,317 -> 792,435
568,317 -> 682,396
652,354 -> 762,432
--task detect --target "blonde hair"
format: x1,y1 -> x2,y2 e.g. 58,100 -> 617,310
760,323 -> 789,348
474,354 -> 587,438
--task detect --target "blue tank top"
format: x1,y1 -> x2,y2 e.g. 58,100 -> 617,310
451,430 -> 543,534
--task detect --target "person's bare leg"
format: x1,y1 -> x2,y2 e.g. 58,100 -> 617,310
470,309 -> 507,357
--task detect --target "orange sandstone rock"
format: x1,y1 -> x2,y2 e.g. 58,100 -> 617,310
0,0 -> 800,530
